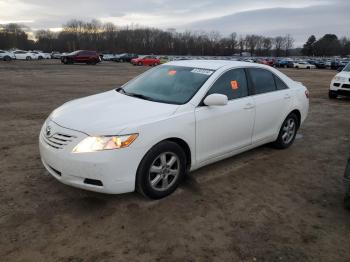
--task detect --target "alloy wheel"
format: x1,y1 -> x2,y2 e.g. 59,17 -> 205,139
148,152 -> 180,192
282,118 -> 296,144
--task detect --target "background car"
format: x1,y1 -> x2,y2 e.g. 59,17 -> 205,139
314,60 -> 327,69
131,55 -> 160,66
51,52 -> 62,59
102,54 -> 115,61
13,50 -> 37,60
329,62 -> 350,98
0,50 -> 16,61
294,61 -> 316,69
61,50 -> 101,65
30,51 -> 51,60
113,53 -> 138,62
159,56 -> 169,64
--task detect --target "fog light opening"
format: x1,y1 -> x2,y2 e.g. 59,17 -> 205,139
84,178 -> 103,187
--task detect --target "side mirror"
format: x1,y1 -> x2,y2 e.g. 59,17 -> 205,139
203,94 -> 228,106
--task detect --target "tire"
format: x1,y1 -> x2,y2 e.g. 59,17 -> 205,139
272,113 -> 298,149
26,56 -> 32,61
138,62 -> 143,66
136,141 -> 187,199
307,67 -> 310,69
38,56 -> 43,60
329,90 -> 338,99
295,66 -> 299,69
344,195 -> 350,210
4,56 -> 11,61
153,62 -> 159,66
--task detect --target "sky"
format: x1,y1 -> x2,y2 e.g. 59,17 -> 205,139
0,0 -> 349,46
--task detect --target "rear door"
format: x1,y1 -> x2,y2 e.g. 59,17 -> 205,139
247,68 -> 293,143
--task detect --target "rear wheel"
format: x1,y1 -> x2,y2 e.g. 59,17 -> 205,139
136,141 -> 187,199
4,56 -> 11,61
26,56 -> 32,61
273,113 -> 298,149
329,90 -> 338,99
138,62 -> 143,66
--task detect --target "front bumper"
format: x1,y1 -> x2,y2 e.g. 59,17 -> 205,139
39,121 -> 145,194
330,80 -> 350,95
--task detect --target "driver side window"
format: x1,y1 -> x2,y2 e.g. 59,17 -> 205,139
207,68 -> 248,100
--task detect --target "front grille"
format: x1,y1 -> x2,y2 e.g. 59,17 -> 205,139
42,132 -> 76,149
334,83 -> 340,87
342,84 -> 350,89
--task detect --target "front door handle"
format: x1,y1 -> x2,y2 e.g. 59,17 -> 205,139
284,94 -> 291,99
244,103 -> 255,110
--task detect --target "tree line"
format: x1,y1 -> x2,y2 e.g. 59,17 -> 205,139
301,34 -> 350,57
0,20 -> 349,57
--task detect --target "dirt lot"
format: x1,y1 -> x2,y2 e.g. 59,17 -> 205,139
1,60 -> 350,262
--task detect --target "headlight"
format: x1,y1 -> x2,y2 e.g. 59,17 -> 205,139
334,76 -> 347,82
72,134 -> 138,153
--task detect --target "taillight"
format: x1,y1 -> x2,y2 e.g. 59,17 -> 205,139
305,90 -> 310,99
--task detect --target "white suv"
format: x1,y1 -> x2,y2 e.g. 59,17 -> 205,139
329,63 -> 350,99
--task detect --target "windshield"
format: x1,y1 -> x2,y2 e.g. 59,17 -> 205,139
120,65 -> 214,104
343,63 -> 350,72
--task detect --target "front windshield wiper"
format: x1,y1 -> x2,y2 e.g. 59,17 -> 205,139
116,87 -> 157,102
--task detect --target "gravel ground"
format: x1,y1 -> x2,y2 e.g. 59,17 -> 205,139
0,60 -> 349,262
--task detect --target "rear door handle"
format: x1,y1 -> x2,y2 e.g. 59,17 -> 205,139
284,94 -> 291,99
244,103 -> 255,110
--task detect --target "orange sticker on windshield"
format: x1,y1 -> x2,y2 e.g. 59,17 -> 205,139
231,80 -> 239,90
168,70 -> 177,76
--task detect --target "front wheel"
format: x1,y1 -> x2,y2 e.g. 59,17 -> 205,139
273,113 -> 298,149
4,56 -> 11,61
26,56 -> 32,61
136,141 -> 187,199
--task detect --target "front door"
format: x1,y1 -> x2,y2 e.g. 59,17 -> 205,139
195,68 -> 255,163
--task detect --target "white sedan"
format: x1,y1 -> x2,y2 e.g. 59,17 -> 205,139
13,50 -> 37,60
0,50 -> 16,61
39,61 -> 309,199
293,61 -> 316,69
30,51 -> 51,59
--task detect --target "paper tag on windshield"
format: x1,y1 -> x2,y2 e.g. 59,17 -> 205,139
191,68 -> 214,76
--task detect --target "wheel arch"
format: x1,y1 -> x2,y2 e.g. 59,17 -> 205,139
289,109 -> 301,129
165,137 -> 192,171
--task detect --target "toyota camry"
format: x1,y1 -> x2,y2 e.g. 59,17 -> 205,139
39,60 -> 309,199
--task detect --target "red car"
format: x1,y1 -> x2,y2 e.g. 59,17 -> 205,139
61,50 -> 101,65
257,58 -> 275,67
131,56 -> 160,66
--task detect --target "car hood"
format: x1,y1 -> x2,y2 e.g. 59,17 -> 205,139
336,71 -> 350,78
50,90 -> 180,135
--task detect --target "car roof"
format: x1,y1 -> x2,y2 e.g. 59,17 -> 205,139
165,60 -> 266,70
